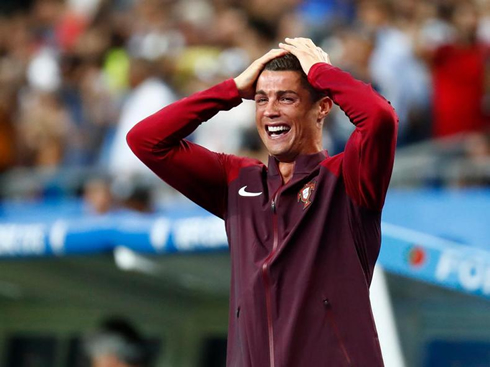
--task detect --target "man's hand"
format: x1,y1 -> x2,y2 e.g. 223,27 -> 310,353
279,37 -> 331,75
234,49 -> 288,100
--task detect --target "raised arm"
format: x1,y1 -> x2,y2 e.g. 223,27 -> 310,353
127,49 -> 287,217
126,80 -> 241,218
280,38 -> 398,210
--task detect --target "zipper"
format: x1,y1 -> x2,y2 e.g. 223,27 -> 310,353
261,192 -> 280,367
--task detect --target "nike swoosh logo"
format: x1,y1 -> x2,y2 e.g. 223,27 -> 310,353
239,186 -> 262,197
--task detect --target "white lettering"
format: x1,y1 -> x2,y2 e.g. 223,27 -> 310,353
49,220 -> 67,255
459,259 -> 484,291
0,224 -> 46,256
436,249 -> 490,296
173,217 -> 227,251
150,218 -> 171,251
435,250 -> 458,281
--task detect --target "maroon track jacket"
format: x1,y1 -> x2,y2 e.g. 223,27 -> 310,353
127,63 -> 398,366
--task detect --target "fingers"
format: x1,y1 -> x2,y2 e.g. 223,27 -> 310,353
284,37 -> 317,49
315,47 -> 331,64
279,37 -> 331,65
267,48 -> 289,56
234,48 -> 288,100
320,49 -> 331,64
278,42 -> 296,54
257,48 -> 288,65
278,40 -> 310,60
279,37 -> 320,57
278,37 -> 331,74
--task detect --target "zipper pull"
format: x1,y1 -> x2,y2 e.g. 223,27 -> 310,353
271,198 -> 276,213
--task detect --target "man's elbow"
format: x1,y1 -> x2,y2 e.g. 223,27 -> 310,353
373,101 -> 399,138
126,123 -> 146,157
126,120 -> 175,161
126,126 -> 136,151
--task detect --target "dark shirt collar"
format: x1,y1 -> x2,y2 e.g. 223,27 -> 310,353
267,150 -> 328,177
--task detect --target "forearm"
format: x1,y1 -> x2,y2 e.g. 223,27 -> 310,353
127,79 -> 242,158
126,79 -> 243,218
308,63 -> 397,129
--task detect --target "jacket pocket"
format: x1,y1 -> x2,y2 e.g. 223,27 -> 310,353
323,297 -> 352,366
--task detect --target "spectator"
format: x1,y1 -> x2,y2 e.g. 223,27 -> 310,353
357,0 -> 431,145
455,132 -> 490,187
84,317 -> 153,367
16,90 -> 74,168
419,1 -> 490,137
0,89 -> 16,172
107,57 -> 176,179
83,176 -> 114,214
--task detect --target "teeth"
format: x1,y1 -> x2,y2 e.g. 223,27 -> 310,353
267,125 -> 290,132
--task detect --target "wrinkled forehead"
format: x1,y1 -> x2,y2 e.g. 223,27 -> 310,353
255,70 -> 304,95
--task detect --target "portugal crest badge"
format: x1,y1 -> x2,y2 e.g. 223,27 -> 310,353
298,181 -> 316,209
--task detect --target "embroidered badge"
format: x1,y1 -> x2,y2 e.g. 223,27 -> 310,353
298,181 -> 316,209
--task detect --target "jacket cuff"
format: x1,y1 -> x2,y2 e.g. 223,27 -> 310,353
307,62 -> 338,90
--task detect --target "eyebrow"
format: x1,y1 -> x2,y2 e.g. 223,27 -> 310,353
254,90 -> 299,96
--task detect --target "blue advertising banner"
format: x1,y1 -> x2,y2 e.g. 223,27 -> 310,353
0,211 -> 228,257
380,223 -> 490,300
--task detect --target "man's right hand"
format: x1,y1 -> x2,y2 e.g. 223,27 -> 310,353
234,49 -> 288,100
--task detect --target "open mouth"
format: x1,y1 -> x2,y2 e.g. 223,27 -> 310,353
266,124 -> 291,138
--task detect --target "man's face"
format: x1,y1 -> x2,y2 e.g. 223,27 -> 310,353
254,70 -> 327,162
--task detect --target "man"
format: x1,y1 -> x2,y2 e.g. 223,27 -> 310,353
108,57 -> 175,179
127,38 -> 397,366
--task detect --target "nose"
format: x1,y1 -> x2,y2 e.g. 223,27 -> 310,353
264,100 -> 280,119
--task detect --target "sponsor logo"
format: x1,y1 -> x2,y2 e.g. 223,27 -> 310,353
298,181 -> 316,209
239,186 -> 262,197
150,218 -> 171,251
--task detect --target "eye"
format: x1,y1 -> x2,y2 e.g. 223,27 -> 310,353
255,96 -> 268,104
280,96 -> 295,103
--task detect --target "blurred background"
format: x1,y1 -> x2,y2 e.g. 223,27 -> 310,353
0,0 -> 489,366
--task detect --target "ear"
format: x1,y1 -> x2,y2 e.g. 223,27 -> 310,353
317,96 -> 333,122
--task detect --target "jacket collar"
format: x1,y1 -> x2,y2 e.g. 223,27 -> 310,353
267,150 -> 328,177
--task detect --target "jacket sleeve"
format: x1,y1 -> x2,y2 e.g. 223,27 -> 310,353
126,79 -> 244,218
308,63 -> 398,211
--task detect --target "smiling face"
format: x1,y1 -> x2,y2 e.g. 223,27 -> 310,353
255,70 -> 331,162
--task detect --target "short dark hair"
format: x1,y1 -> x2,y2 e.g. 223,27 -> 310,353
263,53 -> 324,102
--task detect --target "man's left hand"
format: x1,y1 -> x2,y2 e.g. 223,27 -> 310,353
279,38 -> 331,75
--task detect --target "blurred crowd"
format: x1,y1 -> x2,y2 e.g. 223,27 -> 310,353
0,0 -> 489,203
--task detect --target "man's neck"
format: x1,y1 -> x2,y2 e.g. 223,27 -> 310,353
278,162 -> 295,184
